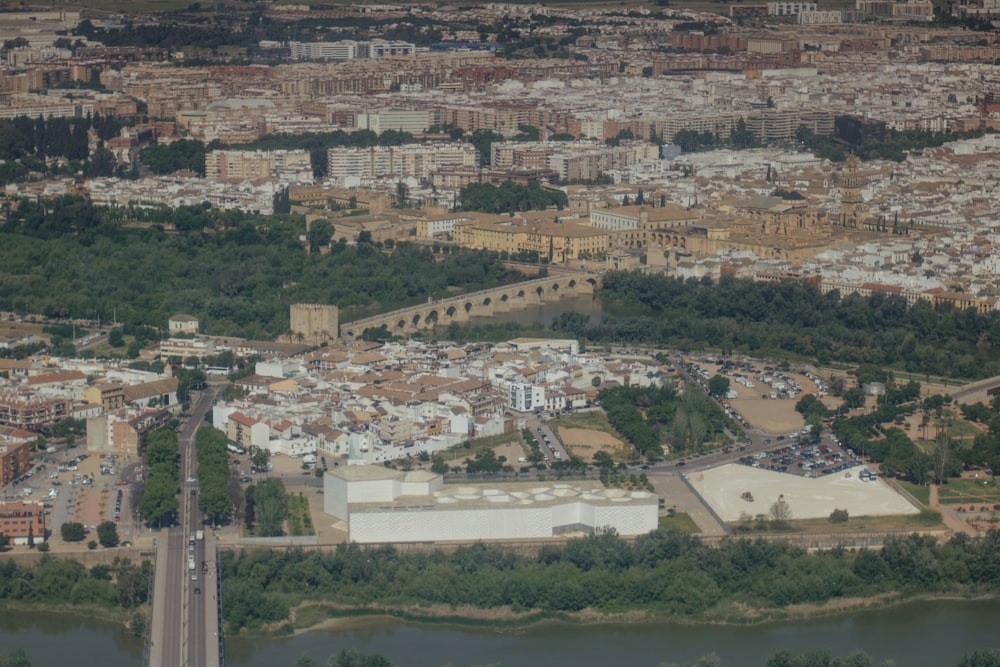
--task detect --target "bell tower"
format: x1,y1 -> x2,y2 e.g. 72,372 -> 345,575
837,156 -> 868,228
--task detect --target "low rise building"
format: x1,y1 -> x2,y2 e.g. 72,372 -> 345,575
0,501 -> 46,546
324,466 -> 658,544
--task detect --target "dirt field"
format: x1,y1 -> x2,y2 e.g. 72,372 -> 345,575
493,440 -> 528,464
688,463 -> 920,522
558,427 -> 625,461
694,359 -> 816,434
729,396 -> 805,434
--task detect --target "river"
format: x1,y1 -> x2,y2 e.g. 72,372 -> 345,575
4,599 -> 999,667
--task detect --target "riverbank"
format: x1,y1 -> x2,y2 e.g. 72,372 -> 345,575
245,589 -> 995,640
0,600 -> 142,633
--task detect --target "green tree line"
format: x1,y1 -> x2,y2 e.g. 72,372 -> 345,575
195,426 -> 234,526
0,197 -> 526,339
459,181 -> 567,213
0,555 -> 151,609
596,273 -> 1000,380
220,529 -> 1000,632
139,428 -> 179,528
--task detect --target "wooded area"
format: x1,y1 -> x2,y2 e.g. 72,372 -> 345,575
218,529 -> 1000,632
0,198 -> 525,339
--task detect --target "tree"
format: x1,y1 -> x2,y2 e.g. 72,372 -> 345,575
769,499 -> 792,529
108,328 -> 125,347
306,219 -> 334,252
61,521 -> 86,542
0,533 -> 8,550
707,374 -> 730,397
97,521 -> 119,548
0,649 -> 31,667
394,181 -> 409,209
252,477 -> 288,536
250,446 -> 270,472
829,508 -> 850,523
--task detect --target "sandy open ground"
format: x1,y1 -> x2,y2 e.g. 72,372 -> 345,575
728,396 -> 805,434
696,360 -> 816,434
688,463 -> 919,522
493,441 -> 528,464
559,428 -> 624,460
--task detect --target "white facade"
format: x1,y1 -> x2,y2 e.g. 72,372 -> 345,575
508,382 -> 545,412
589,208 -> 639,231
324,466 -> 659,543
356,110 -> 429,134
327,144 -> 479,181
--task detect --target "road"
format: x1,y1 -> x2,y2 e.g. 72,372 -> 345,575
149,387 -> 221,667
949,374 -> 1000,403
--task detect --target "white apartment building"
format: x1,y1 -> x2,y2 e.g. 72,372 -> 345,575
355,110 -> 430,134
768,2 -> 817,14
327,144 -> 479,181
205,149 -> 312,183
508,382 -> 545,412
288,39 -> 415,61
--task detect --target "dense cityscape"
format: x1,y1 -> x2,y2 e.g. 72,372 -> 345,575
4,0 -> 1000,665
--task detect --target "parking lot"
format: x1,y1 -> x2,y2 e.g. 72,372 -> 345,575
737,431 -> 858,479
2,447 -> 138,547
688,463 -> 920,522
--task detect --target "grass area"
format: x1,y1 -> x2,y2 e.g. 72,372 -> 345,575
286,492 -> 315,537
548,410 -> 633,462
81,335 -> 139,359
658,512 -> 700,534
942,417 -> 982,441
439,432 -> 522,465
896,480 -> 931,506
936,477 -> 1000,506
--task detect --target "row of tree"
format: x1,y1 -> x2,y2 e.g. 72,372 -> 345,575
138,429 -> 179,528
220,529 -> 1000,632
195,426 -> 234,526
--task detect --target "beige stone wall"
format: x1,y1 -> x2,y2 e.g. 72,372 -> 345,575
290,303 -> 339,343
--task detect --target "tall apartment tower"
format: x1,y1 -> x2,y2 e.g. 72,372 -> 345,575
290,304 -> 339,343
837,156 -> 868,228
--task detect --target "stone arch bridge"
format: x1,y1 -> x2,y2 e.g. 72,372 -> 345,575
342,272 -> 602,341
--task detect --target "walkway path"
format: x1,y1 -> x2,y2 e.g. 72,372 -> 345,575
929,484 -> 979,536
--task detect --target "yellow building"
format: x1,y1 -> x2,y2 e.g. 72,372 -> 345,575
83,382 -> 125,412
455,218 -> 609,262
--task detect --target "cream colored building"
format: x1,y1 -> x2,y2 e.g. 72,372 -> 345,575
290,303 -> 339,343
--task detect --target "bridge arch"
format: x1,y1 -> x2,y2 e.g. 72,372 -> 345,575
397,319 -> 406,329
464,301 -> 473,313
483,297 -> 492,306
446,305 -> 458,317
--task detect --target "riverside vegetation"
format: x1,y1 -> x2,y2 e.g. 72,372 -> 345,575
0,556 -> 152,636
218,529 -> 1000,634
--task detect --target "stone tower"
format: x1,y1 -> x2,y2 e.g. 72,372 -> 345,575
290,304 -> 339,344
837,156 -> 868,228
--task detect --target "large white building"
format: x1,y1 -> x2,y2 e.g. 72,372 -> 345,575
288,39 -> 415,61
327,144 -> 479,181
355,110 -> 429,135
508,381 -> 545,412
324,466 -> 659,543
